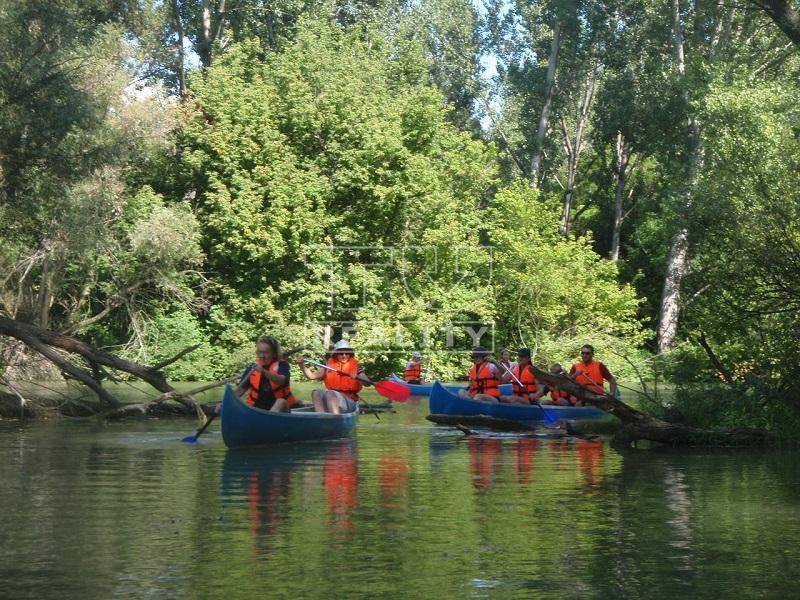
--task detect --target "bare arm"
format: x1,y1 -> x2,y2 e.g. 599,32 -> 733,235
297,357 -> 325,380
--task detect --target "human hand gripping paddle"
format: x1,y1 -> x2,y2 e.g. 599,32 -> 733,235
302,358 -> 410,403
493,360 -> 560,426
181,344 -> 309,443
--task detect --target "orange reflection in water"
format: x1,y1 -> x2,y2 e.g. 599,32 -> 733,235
576,440 -> 605,491
246,468 -> 293,553
324,444 -> 359,539
468,438 -> 503,489
377,454 -> 409,509
511,438 -> 539,485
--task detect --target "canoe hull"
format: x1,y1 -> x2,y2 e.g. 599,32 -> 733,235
390,373 -> 513,397
428,380 -> 606,422
221,385 -> 357,448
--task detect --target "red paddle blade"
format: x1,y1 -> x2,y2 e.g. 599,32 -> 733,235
374,379 -> 411,402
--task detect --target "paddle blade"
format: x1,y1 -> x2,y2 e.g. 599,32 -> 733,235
537,403 -> 560,426
180,413 -> 217,443
374,379 -> 411,402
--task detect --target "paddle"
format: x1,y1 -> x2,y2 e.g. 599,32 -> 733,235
181,344 -> 309,443
181,412 -> 218,443
494,360 -> 560,426
303,358 -> 411,403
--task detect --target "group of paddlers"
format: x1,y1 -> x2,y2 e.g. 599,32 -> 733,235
405,345 -> 618,406
227,337 -> 371,415
226,336 -> 617,415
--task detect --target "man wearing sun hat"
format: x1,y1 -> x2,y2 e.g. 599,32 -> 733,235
298,339 -> 372,414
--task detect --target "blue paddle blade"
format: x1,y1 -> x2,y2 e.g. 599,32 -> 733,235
180,435 -> 199,443
542,408 -> 560,426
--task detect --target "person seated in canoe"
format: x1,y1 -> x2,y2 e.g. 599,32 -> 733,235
232,335 -> 297,413
458,346 -> 501,402
298,339 -> 372,415
403,351 -> 423,384
569,345 -> 618,399
498,347 -> 516,375
541,363 -> 579,406
498,348 -> 544,405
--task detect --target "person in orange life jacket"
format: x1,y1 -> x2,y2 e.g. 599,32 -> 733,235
218,336 -> 296,414
297,339 -> 372,415
569,345 -> 617,398
499,348 -> 544,404
403,352 -> 423,384
541,363 -> 579,406
458,346 -> 501,402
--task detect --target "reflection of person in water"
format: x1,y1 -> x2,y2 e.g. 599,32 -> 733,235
324,443 -> 359,538
576,440 -> 604,491
468,438 -> 502,489
378,454 -> 409,509
246,468 -> 293,553
511,438 -> 538,485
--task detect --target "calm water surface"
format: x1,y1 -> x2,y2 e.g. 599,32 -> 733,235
2,390 -> 800,599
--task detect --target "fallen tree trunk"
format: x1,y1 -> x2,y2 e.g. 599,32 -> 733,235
0,315 -> 201,417
529,365 -> 775,448
427,413 -> 537,432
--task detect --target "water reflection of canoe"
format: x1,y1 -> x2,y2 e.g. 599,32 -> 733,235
428,380 -> 606,422
389,373 -> 513,397
221,385 -> 358,448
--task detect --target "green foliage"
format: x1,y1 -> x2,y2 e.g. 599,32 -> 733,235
142,307 -> 218,381
487,181 -> 648,376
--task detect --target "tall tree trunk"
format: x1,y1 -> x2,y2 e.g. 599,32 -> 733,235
198,0 -> 226,68
559,65 -> 596,236
657,0 -> 702,353
171,0 -> 187,97
529,19 -> 561,188
752,0 -> 800,48
610,131 -> 632,262
35,256 -> 54,330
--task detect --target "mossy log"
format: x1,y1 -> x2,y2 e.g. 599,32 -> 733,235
529,365 -> 775,448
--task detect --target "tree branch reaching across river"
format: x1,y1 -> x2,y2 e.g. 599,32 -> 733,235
0,315 -> 209,418
529,366 -> 774,448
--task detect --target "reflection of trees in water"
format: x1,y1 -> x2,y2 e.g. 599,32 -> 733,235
324,443 -> 359,540
663,464 -> 695,572
377,454 -> 409,509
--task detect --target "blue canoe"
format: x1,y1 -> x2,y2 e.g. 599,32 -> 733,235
390,373 -> 513,397
221,385 -> 358,448
428,380 -> 607,422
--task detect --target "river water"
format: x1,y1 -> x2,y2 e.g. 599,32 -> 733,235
1,388 -> 800,599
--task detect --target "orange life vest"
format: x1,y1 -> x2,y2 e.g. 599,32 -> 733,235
469,361 -> 501,397
511,364 -> 538,398
403,360 -> 421,382
248,359 -> 296,408
323,357 -> 363,400
572,360 -> 606,394
549,387 -> 577,405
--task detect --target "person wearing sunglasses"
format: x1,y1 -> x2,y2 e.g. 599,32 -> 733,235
458,346 -> 501,402
298,339 -> 372,414
569,345 -> 617,398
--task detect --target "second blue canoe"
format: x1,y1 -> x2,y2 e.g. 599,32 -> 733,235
390,373 -> 513,397
428,380 -> 606,422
